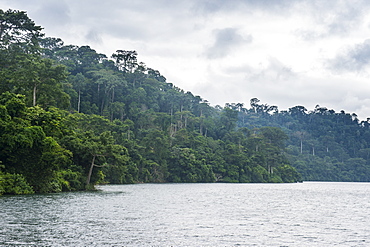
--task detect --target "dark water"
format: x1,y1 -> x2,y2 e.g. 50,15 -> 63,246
1,182 -> 370,246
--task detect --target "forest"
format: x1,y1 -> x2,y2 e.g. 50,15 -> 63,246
1,9 -> 369,195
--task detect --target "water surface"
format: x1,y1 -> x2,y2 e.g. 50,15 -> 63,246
1,182 -> 370,246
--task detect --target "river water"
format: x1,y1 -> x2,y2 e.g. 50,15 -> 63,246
1,182 -> 370,246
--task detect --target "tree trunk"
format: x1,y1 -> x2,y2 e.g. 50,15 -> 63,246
33,84 -> 37,106
77,89 -> 81,113
101,94 -> 105,115
86,155 -> 96,185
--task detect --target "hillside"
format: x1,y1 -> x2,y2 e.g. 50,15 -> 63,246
232,100 -> 370,181
1,9 -> 369,194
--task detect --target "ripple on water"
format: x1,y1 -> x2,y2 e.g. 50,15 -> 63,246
1,182 -> 370,246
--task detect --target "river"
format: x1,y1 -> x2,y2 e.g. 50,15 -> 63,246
1,182 -> 370,246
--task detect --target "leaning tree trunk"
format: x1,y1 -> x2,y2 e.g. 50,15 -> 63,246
86,155 -> 96,186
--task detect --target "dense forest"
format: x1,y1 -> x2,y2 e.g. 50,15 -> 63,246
0,10 -> 369,195
235,99 -> 370,181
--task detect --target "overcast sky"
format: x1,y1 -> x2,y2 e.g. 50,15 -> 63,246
2,0 -> 370,119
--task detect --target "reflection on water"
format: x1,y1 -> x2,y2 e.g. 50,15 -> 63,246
1,182 -> 370,246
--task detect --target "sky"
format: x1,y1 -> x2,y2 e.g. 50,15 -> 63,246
2,0 -> 370,119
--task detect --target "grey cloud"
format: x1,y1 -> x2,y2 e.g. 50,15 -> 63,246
240,0 -> 298,10
325,1 -> 368,35
191,0 -> 232,14
205,28 -> 252,59
196,58 -> 297,107
34,1 -> 71,27
328,39 -> 370,72
64,1 -> 194,42
0,0 -> 40,10
247,58 -> 296,82
85,29 -> 102,44
296,1 -> 369,40
192,0 -> 298,14
192,0 -> 370,41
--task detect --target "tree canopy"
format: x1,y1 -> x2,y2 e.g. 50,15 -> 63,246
5,9 -> 370,194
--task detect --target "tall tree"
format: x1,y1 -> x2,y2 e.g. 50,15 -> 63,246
112,50 -> 138,73
0,9 -> 44,51
10,56 -> 69,108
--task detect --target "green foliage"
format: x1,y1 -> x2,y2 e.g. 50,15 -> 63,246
238,99 -> 370,182
276,165 -> 301,183
0,92 -> 73,193
0,10 -> 309,195
0,172 -> 34,195
0,9 -> 43,51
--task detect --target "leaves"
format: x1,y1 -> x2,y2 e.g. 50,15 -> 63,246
0,9 -> 44,50
0,11 -> 306,196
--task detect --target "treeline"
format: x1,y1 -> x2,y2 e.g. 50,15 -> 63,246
229,99 -> 370,181
0,10 -> 300,195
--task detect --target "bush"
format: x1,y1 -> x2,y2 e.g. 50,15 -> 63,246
0,172 -> 34,195
56,169 -> 84,191
277,164 -> 302,183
